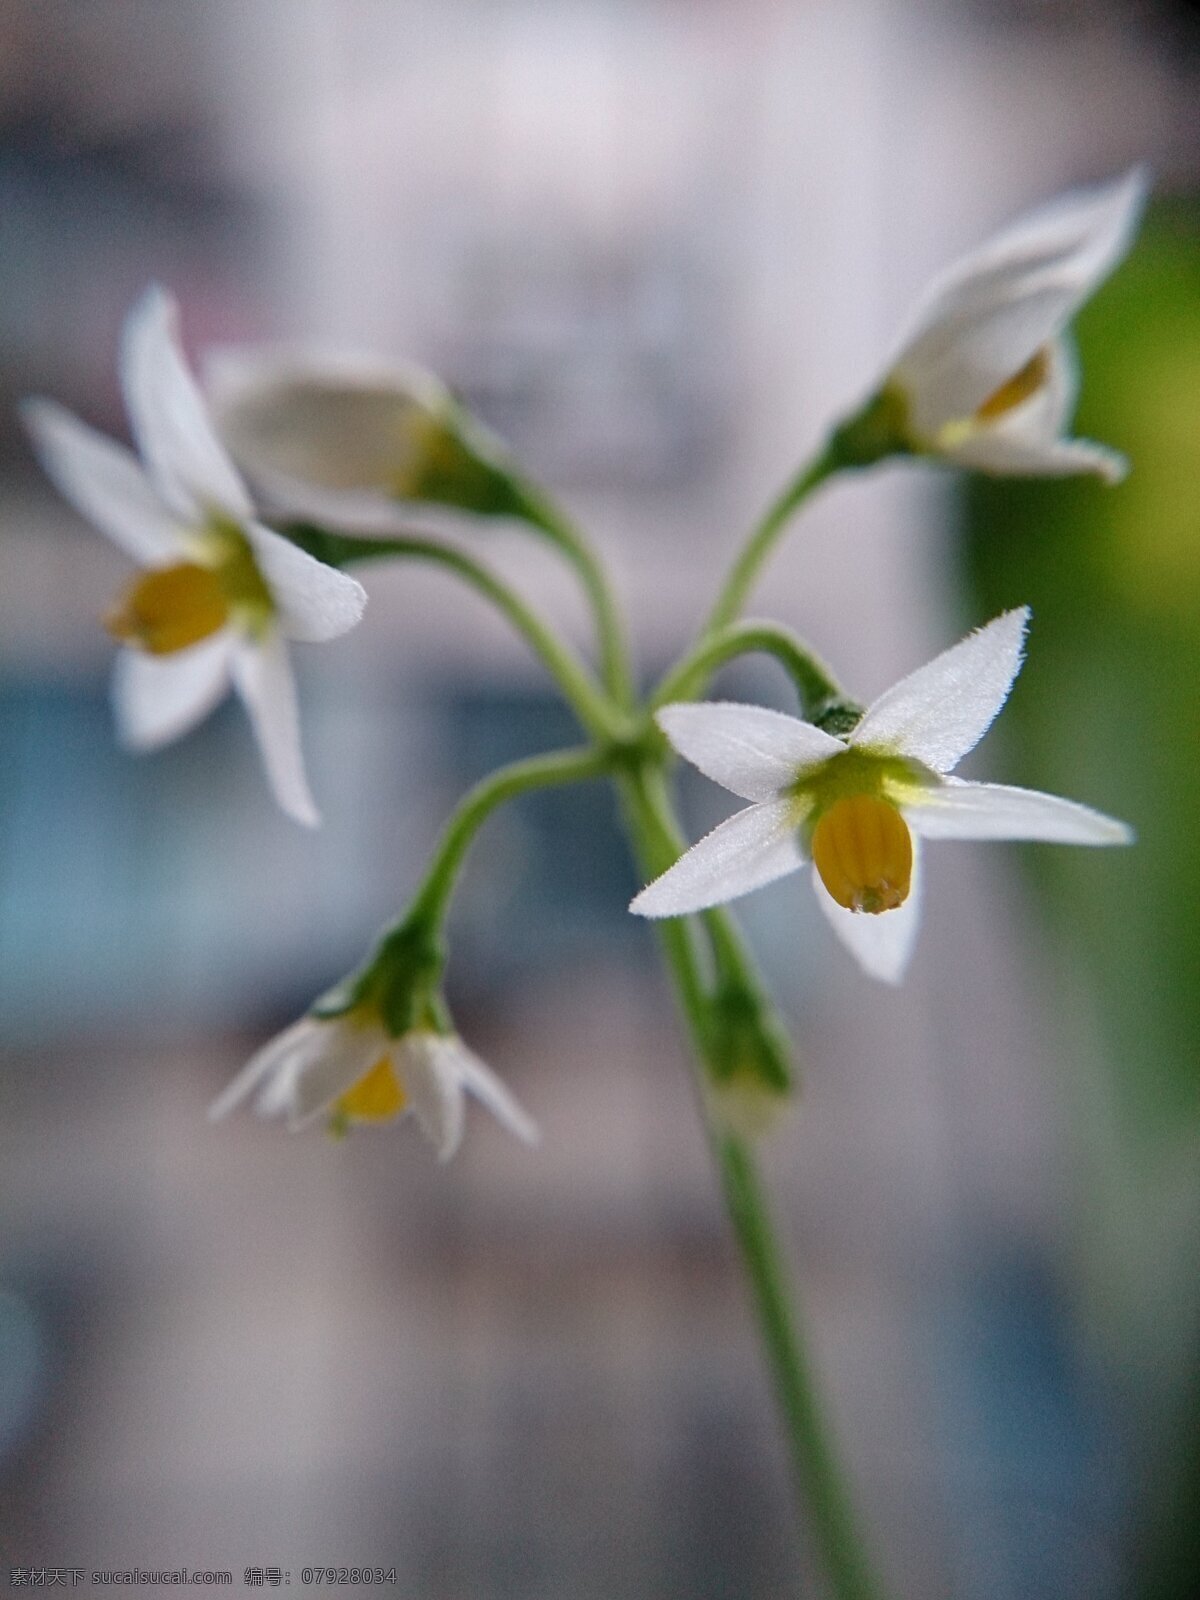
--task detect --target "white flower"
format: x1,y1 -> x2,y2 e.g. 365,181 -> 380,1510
203,344 -> 516,530
209,1010 -> 539,1159
878,169 -> 1147,481
21,286 -> 366,826
630,609 -> 1132,984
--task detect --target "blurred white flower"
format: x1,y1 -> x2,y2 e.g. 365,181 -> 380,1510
880,169 -> 1147,481
631,609 -> 1132,983
204,344 -> 522,530
209,1010 -> 539,1159
21,286 -> 366,825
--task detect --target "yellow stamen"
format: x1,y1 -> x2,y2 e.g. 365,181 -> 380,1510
334,1055 -> 407,1124
105,562 -> 228,654
811,794 -> 912,914
974,346 -> 1051,423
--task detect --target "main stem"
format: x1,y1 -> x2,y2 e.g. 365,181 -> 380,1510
718,1137 -> 882,1600
300,510 -> 882,1597
618,760 -> 883,1600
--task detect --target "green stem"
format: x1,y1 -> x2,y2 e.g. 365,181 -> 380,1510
408,745 -> 614,931
285,525 -> 621,742
292,513 -> 883,1598
619,757 -> 882,1600
626,760 -> 769,997
718,1135 -> 883,1600
511,480 -> 636,710
705,443 -> 841,635
650,620 -> 848,720
615,761 -> 713,1055
340,746 -> 614,1038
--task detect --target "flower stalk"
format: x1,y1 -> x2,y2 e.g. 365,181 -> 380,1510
650,618 -> 858,729
506,478 -> 636,710
283,524 -> 622,743
616,754 -> 882,1600
704,442 -> 843,636
405,744 -> 615,932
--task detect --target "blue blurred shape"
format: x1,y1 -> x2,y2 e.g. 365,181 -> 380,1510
0,1288 -> 44,1463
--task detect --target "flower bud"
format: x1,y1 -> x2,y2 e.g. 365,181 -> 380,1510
706,987 -> 796,1139
205,348 -> 533,524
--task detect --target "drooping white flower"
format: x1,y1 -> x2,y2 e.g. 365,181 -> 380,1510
21,287 -> 366,825
203,344 -> 523,529
873,169 -> 1147,481
209,1010 -> 539,1158
631,609 -> 1132,983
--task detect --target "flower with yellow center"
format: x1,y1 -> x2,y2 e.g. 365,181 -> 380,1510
21,287 -> 366,825
631,609 -> 1132,983
209,1008 -> 538,1158
872,168 -> 1147,481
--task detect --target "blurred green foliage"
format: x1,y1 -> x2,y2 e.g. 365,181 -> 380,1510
960,199 -> 1200,1600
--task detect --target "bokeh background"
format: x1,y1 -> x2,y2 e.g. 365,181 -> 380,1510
1,2 -> 1198,1596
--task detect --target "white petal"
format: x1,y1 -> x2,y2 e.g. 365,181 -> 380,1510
940,428 -> 1127,483
630,798 -> 804,918
20,398 -> 184,563
282,1023 -> 382,1129
204,342 -> 446,493
891,169 -> 1147,432
851,608 -> 1029,774
120,285 -> 253,522
656,702 -> 845,801
963,167 -> 1146,284
396,1033 -> 466,1162
207,1015 -> 325,1122
906,777 -> 1133,845
229,632 -> 319,827
935,339 -> 1127,483
453,1042 -> 540,1146
1003,334 -> 1078,441
813,842 -> 924,985
898,287 -> 1080,436
112,633 -> 234,750
243,521 -> 367,642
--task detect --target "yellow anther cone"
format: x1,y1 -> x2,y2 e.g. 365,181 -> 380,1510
335,1056 -> 407,1124
974,346 -> 1051,423
811,794 -> 913,914
106,562 -> 228,654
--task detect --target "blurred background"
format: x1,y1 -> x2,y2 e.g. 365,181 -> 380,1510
1,1 -> 1198,1595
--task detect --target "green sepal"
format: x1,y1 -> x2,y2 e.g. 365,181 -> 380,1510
704,984 -> 797,1140
791,745 -> 934,816
708,983 -> 795,1097
311,919 -> 446,1040
402,404 -> 535,522
811,699 -> 866,739
373,921 -> 446,1038
310,966 -> 375,1020
829,385 -> 914,470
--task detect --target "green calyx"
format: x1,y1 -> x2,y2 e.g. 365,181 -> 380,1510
810,699 -> 866,739
828,385 -> 914,470
705,984 -> 796,1138
708,983 -> 794,1096
312,919 -> 446,1039
193,515 -> 275,636
396,403 -> 534,522
791,745 -> 933,827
